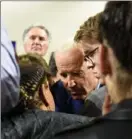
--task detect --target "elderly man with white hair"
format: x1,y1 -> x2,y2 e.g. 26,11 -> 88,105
50,41 -> 97,114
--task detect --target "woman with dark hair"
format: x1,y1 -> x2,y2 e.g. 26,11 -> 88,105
16,53 -> 55,111
2,53 -> 89,139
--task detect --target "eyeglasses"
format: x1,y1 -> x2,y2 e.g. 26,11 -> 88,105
84,47 -> 99,68
84,56 -> 95,69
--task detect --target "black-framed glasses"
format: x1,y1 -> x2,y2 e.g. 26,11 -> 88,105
84,56 -> 95,68
87,47 -> 99,58
84,47 -> 99,61
84,47 -> 99,69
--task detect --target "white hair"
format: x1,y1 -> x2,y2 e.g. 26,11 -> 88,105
23,23 -> 51,43
56,40 -> 77,53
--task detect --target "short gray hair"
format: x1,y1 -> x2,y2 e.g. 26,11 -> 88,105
22,24 -> 51,42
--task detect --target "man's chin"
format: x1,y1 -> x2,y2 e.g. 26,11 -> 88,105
71,94 -> 85,100
31,51 -> 43,56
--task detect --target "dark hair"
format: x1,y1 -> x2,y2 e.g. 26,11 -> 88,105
100,1 -> 132,72
49,52 -> 57,77
18,53 -> 51,110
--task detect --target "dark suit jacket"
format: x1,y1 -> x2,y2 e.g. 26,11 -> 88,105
54,99 -> 132,139
51,80 -> 84,114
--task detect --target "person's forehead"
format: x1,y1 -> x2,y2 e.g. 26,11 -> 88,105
27,27 -> 48,38
56,49 -> 83,62
57,56 -> 81,67
56,54 -> 82,72
57,63 -> 81,73
78,40 -> 101,52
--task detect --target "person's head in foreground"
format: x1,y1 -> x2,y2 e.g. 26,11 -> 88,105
49,51 -> 59,84
23,24 -> 50,56
18,53 -> 55,111
55,43 -> 97,100
99,1 -> 132,110
74,12 -> 104,86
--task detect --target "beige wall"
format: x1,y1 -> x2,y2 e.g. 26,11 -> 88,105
1,1 -> 106,62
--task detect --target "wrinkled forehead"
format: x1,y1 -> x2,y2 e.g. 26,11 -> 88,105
55,48 -> 84,72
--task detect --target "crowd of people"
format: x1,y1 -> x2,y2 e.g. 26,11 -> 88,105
1,1 -> 132,139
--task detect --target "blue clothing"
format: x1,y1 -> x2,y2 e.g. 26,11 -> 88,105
50,80 -> 84,114
1,22 -> 20,114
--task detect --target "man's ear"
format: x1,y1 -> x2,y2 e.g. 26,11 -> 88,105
99,45 -> 112,76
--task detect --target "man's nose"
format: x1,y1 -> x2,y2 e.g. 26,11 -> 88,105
67,76 -> 76,87
34,37 -> 40,44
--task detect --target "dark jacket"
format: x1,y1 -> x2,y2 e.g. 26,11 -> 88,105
51,80 -> 84,114
54,99 -> 132,139
1,109 -> 90,139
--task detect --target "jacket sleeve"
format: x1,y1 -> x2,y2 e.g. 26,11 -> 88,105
79,86 -> 107,117
1,22 -> 20,114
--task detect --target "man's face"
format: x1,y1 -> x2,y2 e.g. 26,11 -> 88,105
24,27 -> 49,56
78,40 -> 104,85
55,47 -> 97,100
